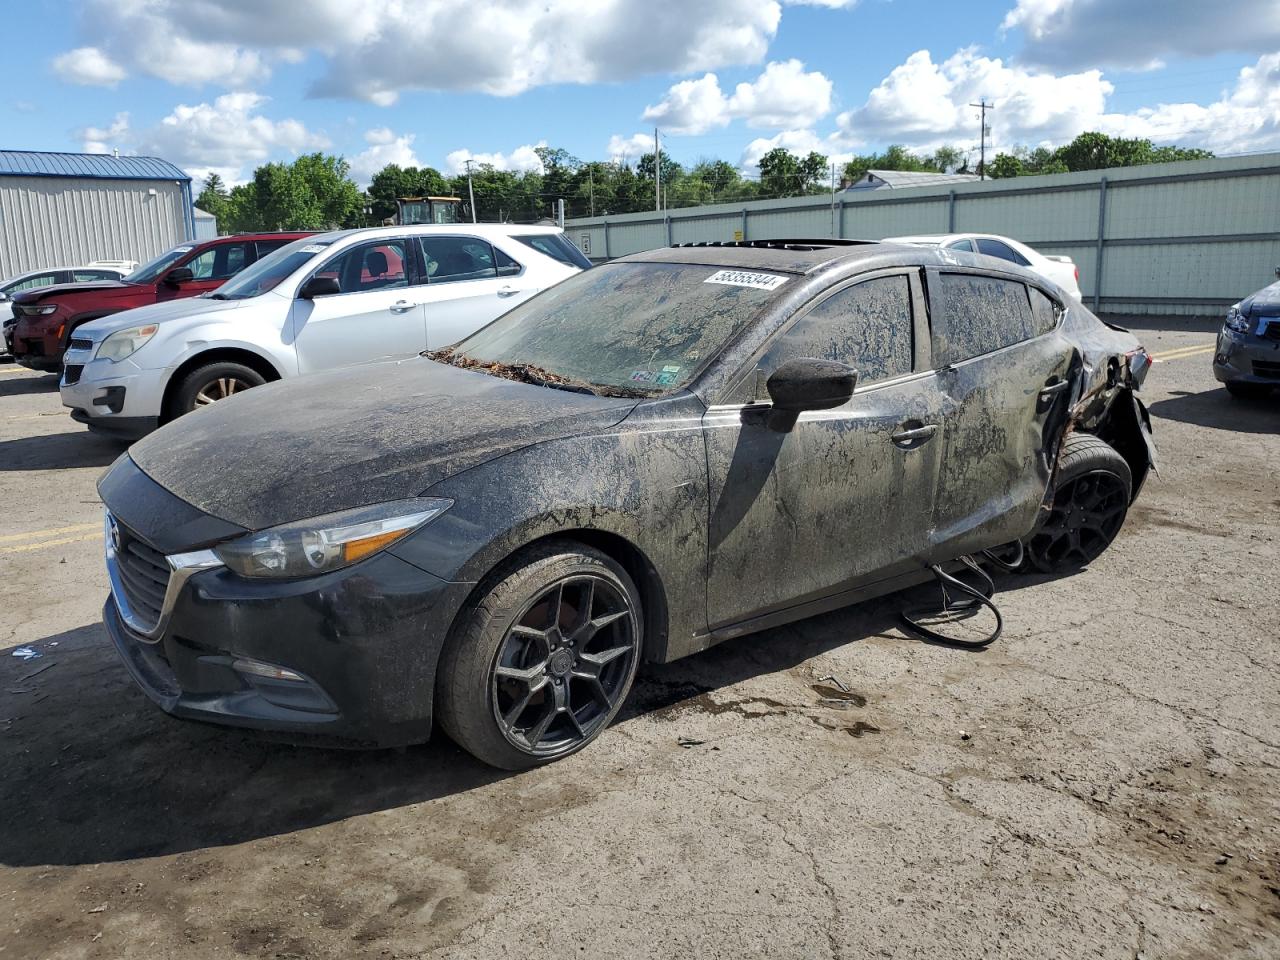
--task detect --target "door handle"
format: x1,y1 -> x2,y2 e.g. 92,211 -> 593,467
389,300 -> 414,314
1038,379 -> 1070,398
891,423 -> 938,446
497,285 -> 519,297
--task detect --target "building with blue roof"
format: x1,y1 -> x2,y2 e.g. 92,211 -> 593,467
0,150 -> 194,277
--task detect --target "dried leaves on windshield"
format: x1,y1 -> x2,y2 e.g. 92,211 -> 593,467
424,348 -> 649,398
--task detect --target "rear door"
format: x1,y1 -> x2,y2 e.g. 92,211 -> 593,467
416,236 -> 533,349
925,268 -> 1074,557
702,270 -> 945,628
290,237 -> 427,374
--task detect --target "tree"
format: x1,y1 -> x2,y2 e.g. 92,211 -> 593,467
929,145 -> 966,174
798,151 -> 831,191
220,153 -> 364,232
367,163 -> 450,223
195,173 -> 230,227
987,153 -> 1024,179
757,147 -> 801,197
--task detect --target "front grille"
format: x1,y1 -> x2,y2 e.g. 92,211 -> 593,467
63,364 -> 83,385
1252,359 -> 1280,380
114,523 -> 172,632
1259,320 -> 1280,342
20,338 -> 44,356
68,337 -> 94,351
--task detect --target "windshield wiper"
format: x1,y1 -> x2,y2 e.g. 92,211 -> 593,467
207,293 -> 230,300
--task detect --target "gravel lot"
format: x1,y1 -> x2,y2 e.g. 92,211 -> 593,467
1,316 -> 1277,960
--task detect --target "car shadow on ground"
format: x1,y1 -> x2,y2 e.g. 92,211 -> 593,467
0,372 -> 59,397
0,597 -> 911,869
0,431 -> 127,470
1148,387 -> 1279,435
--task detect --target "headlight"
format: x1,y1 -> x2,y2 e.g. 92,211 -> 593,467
96,324 -> 158,362
214,498 -> 453,579
1224,305 -> 1249,334
21,304 -> 58,316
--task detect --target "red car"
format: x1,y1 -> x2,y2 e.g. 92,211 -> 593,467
10,232 -> 312,372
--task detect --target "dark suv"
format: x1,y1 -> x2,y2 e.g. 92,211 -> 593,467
98,239 -> 1154,769
10,233 -> 311,371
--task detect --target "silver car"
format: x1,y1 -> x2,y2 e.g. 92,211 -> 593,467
1215,266 -> 1280,399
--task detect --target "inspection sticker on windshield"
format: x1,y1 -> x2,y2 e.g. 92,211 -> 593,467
703,269 -> 789,291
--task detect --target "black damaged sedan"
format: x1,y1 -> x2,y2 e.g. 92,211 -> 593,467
98,239 -> 1154,769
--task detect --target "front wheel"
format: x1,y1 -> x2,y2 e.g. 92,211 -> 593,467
1024,434 -> 1132,574
436,542 -> 643,770
173,361 -> 266,416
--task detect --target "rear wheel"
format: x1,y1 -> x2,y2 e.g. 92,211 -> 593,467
1024,434 -> 1132,574
436,541 -> 643,770
173,361 -> 265,416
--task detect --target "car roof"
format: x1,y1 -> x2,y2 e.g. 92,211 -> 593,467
304,223 -> 566,246
617,238 -> 938,276
3,264 -> 126,282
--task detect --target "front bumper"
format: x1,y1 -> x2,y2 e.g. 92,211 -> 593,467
1214,324 -> 1280,385
104,548 -> 475,748
61,349 -> 167,436
12,319 -> 62,370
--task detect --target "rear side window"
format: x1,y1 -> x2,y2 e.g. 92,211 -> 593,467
72,269 -> 119,282
419,237 -> 500,283
7,272 -> 60,292
513,234 -> 592,269
754,275 -> 914,390
975,238 -> 1030,266
933,273 -> 1036,366
1027,287 -> 1061,336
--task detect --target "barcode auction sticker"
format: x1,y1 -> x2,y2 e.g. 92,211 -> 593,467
703,269 -> 789,291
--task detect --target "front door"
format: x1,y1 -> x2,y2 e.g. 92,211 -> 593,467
925,269 -> 1075,558
157,240 -> 253,301
703,271 -> 944,628
290,238 -> 427,374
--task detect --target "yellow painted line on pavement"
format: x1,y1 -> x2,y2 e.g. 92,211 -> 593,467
0,366 -> 40,375
0,521 -> 101,545
1152,343 -> 1215,362
0,531 -> 102,555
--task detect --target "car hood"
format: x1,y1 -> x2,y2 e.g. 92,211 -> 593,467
77,296 -> 244,339
12,279 -> 132,303
127,358 -> 641,531
1241,279 -> 1280,316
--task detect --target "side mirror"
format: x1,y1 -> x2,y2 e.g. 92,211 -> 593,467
497,262 -> 522,277
298,275 -> 341,299
1274,265 -> 1279,279
0,292 -> 8,303
766,358 -> 857,412
164,267 -> 194,286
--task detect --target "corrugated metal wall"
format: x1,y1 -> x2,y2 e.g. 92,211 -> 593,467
567,152 -> 1280,316
0,176 -> 189,277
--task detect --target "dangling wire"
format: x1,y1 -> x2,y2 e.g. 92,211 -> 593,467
899,556 -> 1004,649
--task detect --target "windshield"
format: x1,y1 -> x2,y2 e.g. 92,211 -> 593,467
435,262 -> 786,395
209,237 -> 336,300
124,244 -> 197,284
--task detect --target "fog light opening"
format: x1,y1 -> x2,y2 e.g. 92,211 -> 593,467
232,657 -> 307,682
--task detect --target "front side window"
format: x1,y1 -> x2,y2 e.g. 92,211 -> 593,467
742,275 -> 914,399
316,241 -> 409,293
932,273 -> 1036,366
975,238 -> 1030,266
211,237 -> 337,300
438,261 -> 783,396
124,245 -> 197,284
419,237 -> 499,283
184,242 -> 252,281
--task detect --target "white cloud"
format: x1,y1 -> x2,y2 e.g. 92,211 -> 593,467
740,129 -> 852,170
643,59 -> 832,135
53,47 -> 126,87
348,128 -> 422,186
834,47 -> 1280,158
1002,0 -> 1280,70
80,93 -> 329,186
445,143 -> 547,176
607,133 -> 659,164
57,0 -> 782,100
783,0 -> 858,6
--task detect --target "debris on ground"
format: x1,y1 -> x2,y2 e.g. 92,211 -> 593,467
10,646 -> 40,661
20,662 -> 55,682
816,674 -> 850,693
677,736 -> 706,748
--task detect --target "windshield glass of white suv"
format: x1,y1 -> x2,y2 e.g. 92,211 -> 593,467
124,245 -> 197,285
209,237 -> 336,300
435,262 -> 781,396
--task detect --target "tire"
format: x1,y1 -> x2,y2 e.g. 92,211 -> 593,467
1225,381 -> 1271,400
1024,434 -> 1132,574
436,541 -> 643,770
173,361 -> 266,416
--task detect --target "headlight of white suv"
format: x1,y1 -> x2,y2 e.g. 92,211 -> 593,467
96,324 -> 158,362
214,498 -> 453,579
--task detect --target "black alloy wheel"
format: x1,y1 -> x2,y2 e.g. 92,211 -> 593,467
492,575 -> 636,756
1026,469 -> 1129,572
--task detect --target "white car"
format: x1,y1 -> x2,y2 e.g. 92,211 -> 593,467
884,233 -> 1081,300
2,261 -> 136,355
59,225 -> 589,437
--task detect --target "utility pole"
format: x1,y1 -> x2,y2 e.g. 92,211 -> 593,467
654,127 -> 661,212
588,166 -> 595,218
830,162 -> 837,238
463,158 -> 477,222
969,98 -> 994,180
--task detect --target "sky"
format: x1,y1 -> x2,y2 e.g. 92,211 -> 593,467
3,0 -> 1279,188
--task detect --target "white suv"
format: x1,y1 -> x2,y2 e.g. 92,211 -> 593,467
884,233 -> 1082,300
60,225 -> 589,437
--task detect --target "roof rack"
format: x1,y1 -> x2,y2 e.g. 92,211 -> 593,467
671,238 -> 877,252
